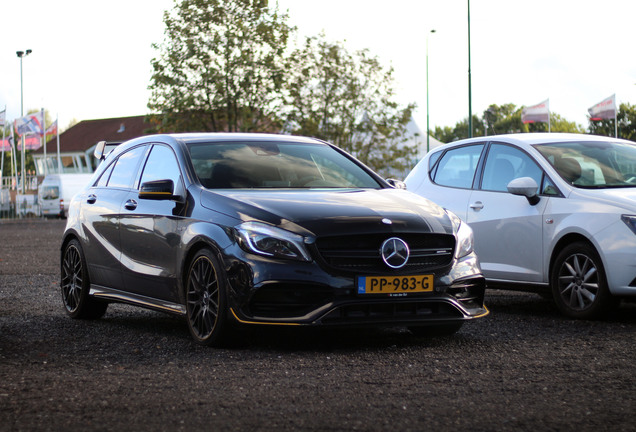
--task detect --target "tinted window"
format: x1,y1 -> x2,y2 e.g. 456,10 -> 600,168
189,141 -> 381,189
481,144 -> 543,192
139,145 -> 182,189
107,146 -> 147,189
433,144 -> 484,188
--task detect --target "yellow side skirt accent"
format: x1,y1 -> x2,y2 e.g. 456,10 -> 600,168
230,308 -> 302,326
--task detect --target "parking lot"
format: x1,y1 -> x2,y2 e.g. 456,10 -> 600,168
1,219 -> 635,431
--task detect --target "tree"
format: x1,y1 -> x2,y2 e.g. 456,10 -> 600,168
588,103 -> 636,141
148,0 -> 292,133
282,34 -> 416,176
434,103 -> 584,143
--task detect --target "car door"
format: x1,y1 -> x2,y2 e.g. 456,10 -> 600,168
466,143 -> 550,283
119,144 -> 186,303
81,145 -> 149,290
426,143 -> 485,220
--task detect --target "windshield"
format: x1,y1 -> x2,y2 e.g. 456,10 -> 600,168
188,141 -> 382,189
534,140 -> 636,188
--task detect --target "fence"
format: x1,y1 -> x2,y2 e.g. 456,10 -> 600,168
1,175 -> 41,219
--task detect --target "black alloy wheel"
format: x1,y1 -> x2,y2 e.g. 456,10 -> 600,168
60,239 -> 108,319
185,249 -> 230,346
551,242 -> 615,319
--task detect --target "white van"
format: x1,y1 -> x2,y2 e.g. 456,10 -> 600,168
39,174 -> 93,218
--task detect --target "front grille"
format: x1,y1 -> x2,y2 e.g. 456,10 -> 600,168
320,300 -> 463,325
314,233 -> 455,274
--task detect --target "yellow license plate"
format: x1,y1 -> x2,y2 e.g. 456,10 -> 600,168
357,275 -> 434,295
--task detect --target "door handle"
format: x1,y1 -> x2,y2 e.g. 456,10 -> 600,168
469,201 -> 484,211
87,194 -> 97,204
124,199 -> 138,210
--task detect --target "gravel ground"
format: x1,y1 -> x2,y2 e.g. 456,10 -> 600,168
1,219 -> 636,432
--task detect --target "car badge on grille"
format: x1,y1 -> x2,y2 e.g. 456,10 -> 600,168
380,237 -> 410,269
381,218 -> 392,225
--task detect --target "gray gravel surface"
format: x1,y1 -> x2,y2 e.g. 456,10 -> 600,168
1,219 -> 636,431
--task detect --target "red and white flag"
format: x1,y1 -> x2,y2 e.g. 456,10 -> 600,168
521,99 -> 550,124
45,119 -> 58,137
588,94 -> 616,121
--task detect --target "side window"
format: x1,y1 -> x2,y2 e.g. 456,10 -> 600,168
433,144 -> 484,188
96,162 -> 115,187
481,144 -> 543,192
107,146 -> 147,189
139,145 -> 182,188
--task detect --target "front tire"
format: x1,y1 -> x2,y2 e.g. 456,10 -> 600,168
551,242 -> 615,319
61,239 -> 108,319
185,249 -> 231,346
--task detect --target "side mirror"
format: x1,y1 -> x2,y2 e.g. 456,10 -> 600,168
139,179 -> 176,201
507,177 -> 540,205
386,178 -> 407,190
94,141 -> 106,160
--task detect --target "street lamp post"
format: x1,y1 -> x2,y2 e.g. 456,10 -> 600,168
16,49 -> 32,195
426,29 -> 436,153
467,0 -> 472,138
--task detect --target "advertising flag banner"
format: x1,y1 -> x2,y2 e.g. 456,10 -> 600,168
588,94 -> 617,121
14,112 -> 44,136
17,135 -> 42,151
0,136 -> 12,151
0,108 -> 5,128
521,99 -> 550,124
45,119 -> 58,137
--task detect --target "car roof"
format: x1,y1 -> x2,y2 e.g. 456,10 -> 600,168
170,133 -> 325,145
435,132 -> 634,150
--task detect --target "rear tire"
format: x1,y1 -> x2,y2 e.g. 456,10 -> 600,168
551,242 -> 615,319
185,248 -> 231,346
61,239 -> 108,319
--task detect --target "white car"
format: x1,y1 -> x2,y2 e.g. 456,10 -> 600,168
405,133 -> 636,319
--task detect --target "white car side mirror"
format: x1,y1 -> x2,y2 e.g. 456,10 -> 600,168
507,177 -> 540,205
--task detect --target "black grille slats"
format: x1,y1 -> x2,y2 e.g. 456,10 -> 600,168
314,233 -> 455,274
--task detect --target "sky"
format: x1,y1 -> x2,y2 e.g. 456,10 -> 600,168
2,0 -> 636,136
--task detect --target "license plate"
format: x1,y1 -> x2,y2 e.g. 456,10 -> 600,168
357,275 -> 434,295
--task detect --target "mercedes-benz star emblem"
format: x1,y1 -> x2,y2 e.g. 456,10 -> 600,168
380,237 -> 410,269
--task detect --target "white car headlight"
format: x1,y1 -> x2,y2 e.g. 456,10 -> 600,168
446,210 -> 474,259
236,221 -> 311,262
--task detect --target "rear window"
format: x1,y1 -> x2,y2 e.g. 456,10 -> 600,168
41,186 -> 59,200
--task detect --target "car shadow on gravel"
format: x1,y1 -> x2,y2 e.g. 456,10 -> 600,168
484,289 -> 636,324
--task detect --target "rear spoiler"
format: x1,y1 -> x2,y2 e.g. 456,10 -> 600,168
94,141 -> 122,161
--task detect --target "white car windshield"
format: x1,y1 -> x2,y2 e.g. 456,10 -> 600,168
535,140 -> 636,188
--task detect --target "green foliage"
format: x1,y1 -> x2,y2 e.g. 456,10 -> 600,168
282,34 -> 416,176
148,0 -> 293,132
588,103 -> 636,140
434,103 -> 584,143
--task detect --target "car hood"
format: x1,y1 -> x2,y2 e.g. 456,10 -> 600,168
200,188 -> 453,238
571,187 -> 636,213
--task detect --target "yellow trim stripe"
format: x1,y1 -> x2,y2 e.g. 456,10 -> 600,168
230,308 -> 301,326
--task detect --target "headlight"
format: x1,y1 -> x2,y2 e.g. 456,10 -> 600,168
446,210 -> 474,259
622,215 -> 636,235
236,221 -> 311,262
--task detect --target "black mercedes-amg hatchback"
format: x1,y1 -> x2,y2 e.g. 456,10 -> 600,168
61,133 -> 487,346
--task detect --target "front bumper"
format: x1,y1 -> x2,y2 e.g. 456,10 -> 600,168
225,249 -> 488,327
